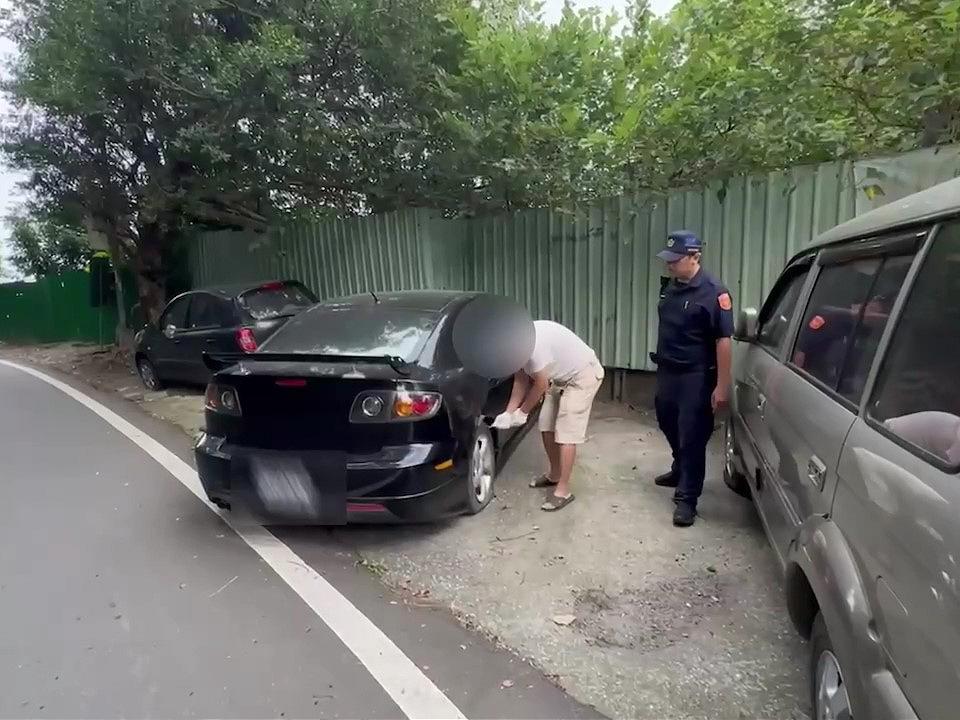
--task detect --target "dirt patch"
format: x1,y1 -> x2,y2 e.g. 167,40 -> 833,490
573,574 -> 724,651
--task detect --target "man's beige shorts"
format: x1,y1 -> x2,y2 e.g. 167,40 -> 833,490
539,361 -> 605,444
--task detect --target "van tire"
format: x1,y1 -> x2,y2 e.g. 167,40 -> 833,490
810,613 -> 854,720
722,421 -> 751,499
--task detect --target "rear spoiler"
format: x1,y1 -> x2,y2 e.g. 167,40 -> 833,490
202,352 -> 410,375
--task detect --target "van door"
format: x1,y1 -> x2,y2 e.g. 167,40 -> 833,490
735,262 -> 811,560
834,220 -> 960,720
775,241 -> 918,541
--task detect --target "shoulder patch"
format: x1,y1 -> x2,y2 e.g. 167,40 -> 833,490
809,314 -> 826,330
718,293 -> 732,311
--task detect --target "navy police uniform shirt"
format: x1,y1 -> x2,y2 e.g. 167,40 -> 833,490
653,269 -> 735,372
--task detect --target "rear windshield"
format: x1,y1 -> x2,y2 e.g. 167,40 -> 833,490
240,282 -> 316,320
263,305 -> 439,361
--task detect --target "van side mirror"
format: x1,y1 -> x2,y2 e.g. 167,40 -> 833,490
164,324 -> 177,339
734,308 -> 759,342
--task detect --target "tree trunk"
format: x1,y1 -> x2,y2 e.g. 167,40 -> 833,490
106,228 -> 136,348
134,223 -> 169,324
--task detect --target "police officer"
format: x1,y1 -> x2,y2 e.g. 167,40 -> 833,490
650,231 -> 734,527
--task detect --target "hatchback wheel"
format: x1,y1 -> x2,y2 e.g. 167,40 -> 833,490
811,613 -> 853,720
465,424 -> 496,514
722,420 -> 751,499
137,357 -> 164,391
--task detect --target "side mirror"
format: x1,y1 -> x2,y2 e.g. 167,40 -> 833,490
164,324 -> 177,339
734,308 -> 759,342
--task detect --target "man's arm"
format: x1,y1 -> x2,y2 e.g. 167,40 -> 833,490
519,370 -> 550,415
505,371 -> 530,412
713,337 -> 732,412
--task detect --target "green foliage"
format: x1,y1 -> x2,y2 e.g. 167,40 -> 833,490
1,0 -> 958,308
7,217 -> 89,279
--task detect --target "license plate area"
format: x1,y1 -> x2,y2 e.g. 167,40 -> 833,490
231,450 -> 347,525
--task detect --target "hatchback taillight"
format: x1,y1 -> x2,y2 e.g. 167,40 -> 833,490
236,327 -> 258,353
205,383 -> 242,416
349,390 -> 442,423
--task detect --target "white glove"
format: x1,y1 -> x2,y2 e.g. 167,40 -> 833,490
492,412 -> 514,429
509,410 -> 529,428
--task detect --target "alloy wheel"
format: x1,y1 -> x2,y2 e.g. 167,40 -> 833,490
471,433 -> 495,504
815,650 -> 852,720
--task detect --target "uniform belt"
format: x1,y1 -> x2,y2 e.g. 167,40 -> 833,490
651,352 -> 715,374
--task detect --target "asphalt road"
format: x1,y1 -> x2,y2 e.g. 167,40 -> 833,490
0,362 -> 600,719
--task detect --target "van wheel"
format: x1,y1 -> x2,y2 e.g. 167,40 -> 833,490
465,424 -> 496,515
722,420 -> 751,499
811,613 -> 853,720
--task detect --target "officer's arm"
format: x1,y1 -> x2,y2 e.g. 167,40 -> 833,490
713,290 -> 736,410
716,337 -> 732,398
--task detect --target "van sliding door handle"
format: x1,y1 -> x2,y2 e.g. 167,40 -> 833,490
807,456 -> 827,491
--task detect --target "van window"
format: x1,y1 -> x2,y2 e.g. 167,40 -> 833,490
756,267 -> 808,354
870,220 -> 960,467
791,258 -> 882,391
836,254 -> 915,401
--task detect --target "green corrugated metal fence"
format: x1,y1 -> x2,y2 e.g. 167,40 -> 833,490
0,271 -> 117,345
189,147 -> 960,371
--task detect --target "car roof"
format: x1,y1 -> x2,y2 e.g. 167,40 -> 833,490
320,290 -> 479,314
797,176 -> 960,260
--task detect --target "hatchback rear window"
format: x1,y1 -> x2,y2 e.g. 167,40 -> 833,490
264,305 -> 438,361
240,282 -> 316,320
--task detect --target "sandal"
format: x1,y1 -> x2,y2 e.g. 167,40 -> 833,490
541,494 -> 575,512
529,474 -> 559,488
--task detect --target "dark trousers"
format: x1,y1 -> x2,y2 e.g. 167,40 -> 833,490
654,369 -> 716,509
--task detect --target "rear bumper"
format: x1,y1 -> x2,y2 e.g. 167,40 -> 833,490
194,433 -> 469,523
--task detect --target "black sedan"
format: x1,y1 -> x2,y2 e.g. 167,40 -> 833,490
194,291 -> 536,523
134,280 -> 317,390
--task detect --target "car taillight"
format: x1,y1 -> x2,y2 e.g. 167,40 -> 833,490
236,327 -> 258,353
205,383 -> 242,416
394,392 -> 441,418
349,390 -> 442,423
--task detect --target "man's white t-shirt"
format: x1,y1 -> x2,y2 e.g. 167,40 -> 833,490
524,320 -> 597,383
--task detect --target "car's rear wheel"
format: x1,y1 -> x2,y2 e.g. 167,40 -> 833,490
811,613 -> 853,720
465,424 -> 496,514
722,420 -> 751,499
137,356 -> 164,391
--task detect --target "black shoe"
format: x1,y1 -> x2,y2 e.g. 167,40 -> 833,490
673,502 -> 696,527
654,471 -> 679,488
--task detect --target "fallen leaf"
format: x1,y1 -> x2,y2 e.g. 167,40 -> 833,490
501,679 -> 515,689
551,614 -> 577,626
707,565 -> 717,573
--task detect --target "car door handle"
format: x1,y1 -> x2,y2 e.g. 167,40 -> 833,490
205,338 -> 215,344
807,456 -> 827,491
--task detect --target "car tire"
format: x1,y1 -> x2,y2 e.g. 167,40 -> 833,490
464,423 -> 496,515
810,613 -> 854,720
137,356 -> 164,391
722,420 -> 751,499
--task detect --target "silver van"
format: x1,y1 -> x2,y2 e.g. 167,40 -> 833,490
725,177 -> 960,720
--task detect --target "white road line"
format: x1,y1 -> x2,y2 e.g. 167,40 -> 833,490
0,360 -> 466,720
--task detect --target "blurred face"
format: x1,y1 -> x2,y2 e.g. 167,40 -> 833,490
666,252 -> 701,281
